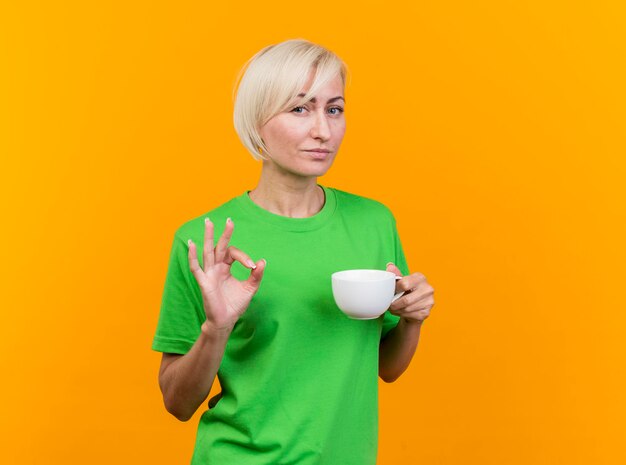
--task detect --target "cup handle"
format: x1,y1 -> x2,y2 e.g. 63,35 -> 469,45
391,276 -> 405,303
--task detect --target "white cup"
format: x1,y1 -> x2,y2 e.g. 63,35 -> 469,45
331,269 -> 406,320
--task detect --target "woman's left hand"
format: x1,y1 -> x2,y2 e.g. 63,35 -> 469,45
386,263 -> 435,324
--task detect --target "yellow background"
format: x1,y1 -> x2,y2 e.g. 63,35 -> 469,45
1,1 -> 625,463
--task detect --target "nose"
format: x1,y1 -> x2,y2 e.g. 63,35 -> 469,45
310,109 -> 331,141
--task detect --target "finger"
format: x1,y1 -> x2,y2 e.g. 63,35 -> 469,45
187,239 -> 204,282
223,245 -> 257,270
203,218 -> 215,269
404,297 -> 434,313
399,307 -> 432,321
389,290 -> 426,311
386,262 -> 403,277
243,258 -> 267,291
389,293 -> 409,311
386,263 -> 406,296
390,281 -> 417,308
396,274 -> 430,296
393,295 -> 435,314
215,217 -> 234,263
390,308 -> 430,323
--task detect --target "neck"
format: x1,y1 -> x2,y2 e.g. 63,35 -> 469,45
248,169 -> 325,218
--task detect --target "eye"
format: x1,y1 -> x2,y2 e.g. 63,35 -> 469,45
291,106 -> 306,114
328,106 -> 344,115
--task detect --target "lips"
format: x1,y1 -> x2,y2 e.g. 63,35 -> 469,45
304,150 -> 330,159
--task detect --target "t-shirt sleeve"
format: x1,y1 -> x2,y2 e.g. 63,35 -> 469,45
381,213 -> 410,339
151,232 -> 206,354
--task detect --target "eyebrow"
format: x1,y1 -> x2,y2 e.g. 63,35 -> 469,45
297,93 -> 345,104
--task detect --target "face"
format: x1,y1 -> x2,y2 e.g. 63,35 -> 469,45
258,71 -> 346,178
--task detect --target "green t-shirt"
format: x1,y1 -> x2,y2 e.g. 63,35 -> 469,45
152,184 -> 410,464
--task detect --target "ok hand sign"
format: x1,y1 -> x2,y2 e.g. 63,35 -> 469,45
188,218 -> 266,332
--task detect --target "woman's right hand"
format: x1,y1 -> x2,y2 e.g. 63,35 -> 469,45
188,217 -> 266,332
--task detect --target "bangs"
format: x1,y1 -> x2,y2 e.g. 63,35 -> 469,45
285,56 -> 345,111
258,46 -> 346,126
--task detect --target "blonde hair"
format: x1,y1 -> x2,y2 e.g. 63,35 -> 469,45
233,38 -> 349,161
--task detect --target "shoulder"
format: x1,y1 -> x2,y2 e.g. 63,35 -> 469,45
328,186 -> 396,222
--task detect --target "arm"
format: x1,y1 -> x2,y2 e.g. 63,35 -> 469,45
156,217 -> 266,421
378,264 -> 435,382
379,318 -> 423,383
158,321 -> 232,422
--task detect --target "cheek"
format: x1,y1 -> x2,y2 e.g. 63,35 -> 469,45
277,126 -> 308,149
262,121 -> 303,147
333,121 -> 346,140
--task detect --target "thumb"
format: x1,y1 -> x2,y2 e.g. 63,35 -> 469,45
386,262 -> 403,277
245,258 -> 267,289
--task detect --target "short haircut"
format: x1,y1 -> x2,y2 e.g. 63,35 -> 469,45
233,38 -> 349,161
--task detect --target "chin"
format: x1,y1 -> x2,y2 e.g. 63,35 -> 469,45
274,158 -> 334,178
303,164 -> 333,177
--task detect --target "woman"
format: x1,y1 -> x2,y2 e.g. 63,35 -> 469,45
152,38 -> 435,464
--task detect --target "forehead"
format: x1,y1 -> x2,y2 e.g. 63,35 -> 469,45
299,74 -> 344,102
